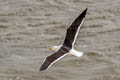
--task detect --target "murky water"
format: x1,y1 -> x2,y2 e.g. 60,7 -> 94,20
0,0 -> 120,80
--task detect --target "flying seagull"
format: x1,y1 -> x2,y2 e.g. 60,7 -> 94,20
40,8 -> 87,71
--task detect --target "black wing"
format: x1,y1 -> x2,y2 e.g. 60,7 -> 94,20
63,8 -> 87,48
40,49 -> 67,71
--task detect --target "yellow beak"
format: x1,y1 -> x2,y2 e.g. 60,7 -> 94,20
49,48 -> 52,50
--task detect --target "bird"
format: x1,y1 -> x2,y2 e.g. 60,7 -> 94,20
40,8 -> 87,71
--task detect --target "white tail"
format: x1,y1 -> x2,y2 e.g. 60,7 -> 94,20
50,45 -> 83,57
69,49 -> 83,57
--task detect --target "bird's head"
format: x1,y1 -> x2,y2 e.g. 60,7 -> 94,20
49,45 -> 62,51
49,46 -> 59,51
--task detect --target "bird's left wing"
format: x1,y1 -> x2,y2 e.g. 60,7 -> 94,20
40,49 -> 68,71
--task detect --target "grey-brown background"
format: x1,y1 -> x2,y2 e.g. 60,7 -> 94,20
0,0 -> 120,80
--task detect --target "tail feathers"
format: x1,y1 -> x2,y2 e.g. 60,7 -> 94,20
70,49 -> 83,57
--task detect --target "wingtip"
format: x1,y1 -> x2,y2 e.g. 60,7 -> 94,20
39,68 -> 45,71
85,8 -> 88,11
39,66 -> 46,71
83,8 -> 88,15
39,60 -> 51,71
80,8 -> 88,18
39,68 -> 43,71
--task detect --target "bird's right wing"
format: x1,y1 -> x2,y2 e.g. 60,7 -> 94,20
63,8 -> 87,48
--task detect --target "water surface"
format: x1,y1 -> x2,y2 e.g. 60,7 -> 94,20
0,0 -> 120,80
